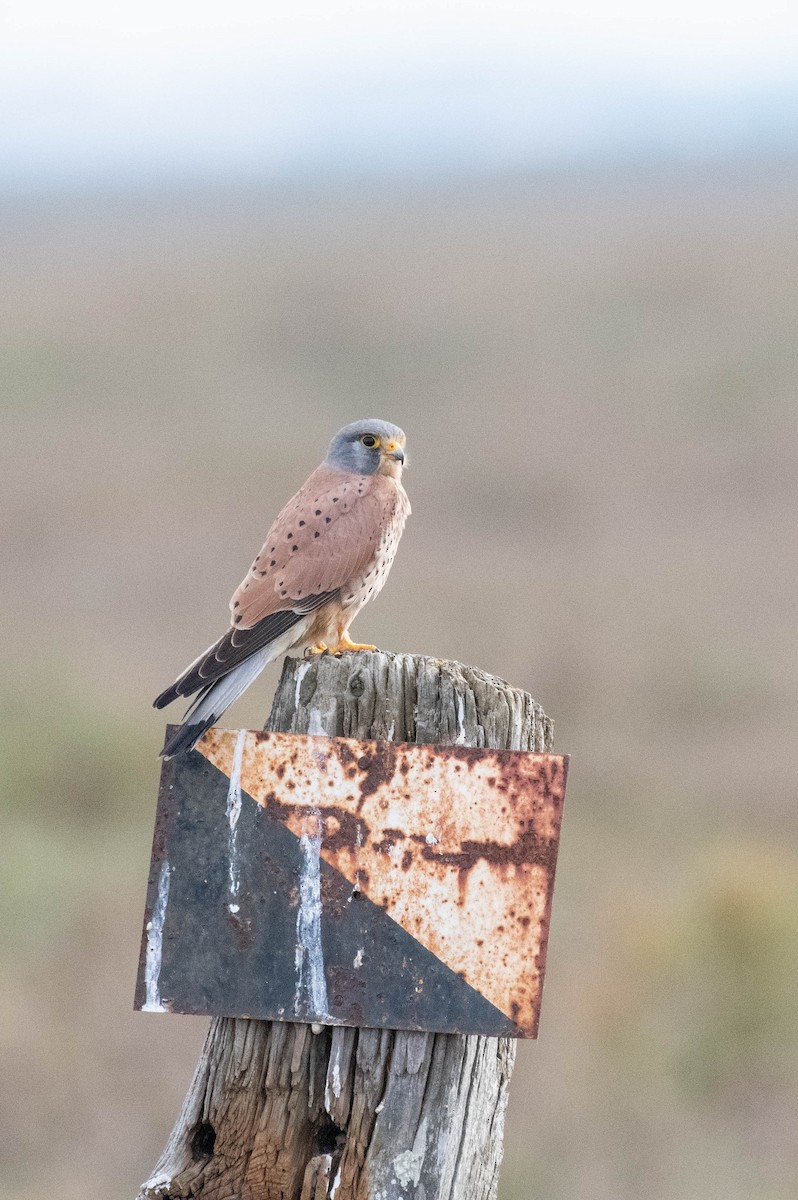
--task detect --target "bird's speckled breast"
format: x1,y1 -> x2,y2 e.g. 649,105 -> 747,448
341,483 -> 410,616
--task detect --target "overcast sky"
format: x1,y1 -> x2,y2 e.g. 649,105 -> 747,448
3,0 -> 798,187
5,0 -> 797,71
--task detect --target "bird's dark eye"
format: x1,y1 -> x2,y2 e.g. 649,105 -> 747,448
361,434 -> 378,448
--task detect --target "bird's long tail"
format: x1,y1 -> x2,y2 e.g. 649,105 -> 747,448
160,649 -> 272,758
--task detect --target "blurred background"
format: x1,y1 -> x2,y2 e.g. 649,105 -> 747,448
2,2 -> 797,1197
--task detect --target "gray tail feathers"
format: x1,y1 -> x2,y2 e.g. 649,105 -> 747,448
160,649 -> 270,758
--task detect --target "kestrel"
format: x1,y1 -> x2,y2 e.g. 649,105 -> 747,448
154,419 -> 410,757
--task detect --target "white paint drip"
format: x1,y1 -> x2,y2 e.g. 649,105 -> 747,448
307,707 -> 326,735
225,728 -> 247,910
455,694 -> 467,744
324,1032 -> 344,1113
295,817 -> 330,1019
331,1035 -> 343,1099
354,820 -> 364,892
142,860 -> 171,1012
393,1117 -> 428,1190
293,659 -> 311,710
353,947 -> 364,969
329,1162 -> 343,1199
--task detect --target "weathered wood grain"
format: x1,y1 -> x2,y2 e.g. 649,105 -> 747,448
138,651 -> 552,1200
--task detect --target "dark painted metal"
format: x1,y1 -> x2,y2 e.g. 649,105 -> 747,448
135,728 -> 568,1037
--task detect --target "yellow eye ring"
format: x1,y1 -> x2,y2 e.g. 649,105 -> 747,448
361,434 -> 379,448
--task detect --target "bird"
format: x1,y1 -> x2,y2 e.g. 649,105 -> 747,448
154,419 -> 410,757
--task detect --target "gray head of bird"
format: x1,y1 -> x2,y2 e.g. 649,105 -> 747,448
325,419 -> 407,478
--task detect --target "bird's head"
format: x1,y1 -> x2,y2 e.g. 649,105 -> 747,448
325,419 -> 407,479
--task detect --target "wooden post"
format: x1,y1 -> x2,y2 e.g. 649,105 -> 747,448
138,651 -> 553,1200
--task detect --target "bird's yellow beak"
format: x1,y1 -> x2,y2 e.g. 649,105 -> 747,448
383,440 -> 406,464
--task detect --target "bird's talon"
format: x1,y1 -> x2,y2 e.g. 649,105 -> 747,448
327,638 -> 378,654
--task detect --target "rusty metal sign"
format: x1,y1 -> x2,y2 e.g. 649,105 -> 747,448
135,728 -> 568,1037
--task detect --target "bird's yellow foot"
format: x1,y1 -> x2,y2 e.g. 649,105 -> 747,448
327,634 -> 377,655
304,642 -> 329,657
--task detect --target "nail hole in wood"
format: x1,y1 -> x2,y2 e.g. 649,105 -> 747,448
191,1121 -> 216,1160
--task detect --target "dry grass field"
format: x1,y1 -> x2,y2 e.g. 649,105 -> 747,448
2,159 -> 797,1198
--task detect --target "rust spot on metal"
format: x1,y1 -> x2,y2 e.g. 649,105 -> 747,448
354,741 -> 398,809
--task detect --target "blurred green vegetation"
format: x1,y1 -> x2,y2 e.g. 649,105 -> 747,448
597,845 -> 798,1096
1,162 -> 797,1199
0,667 -> 151,827
1,670 -> 150,964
